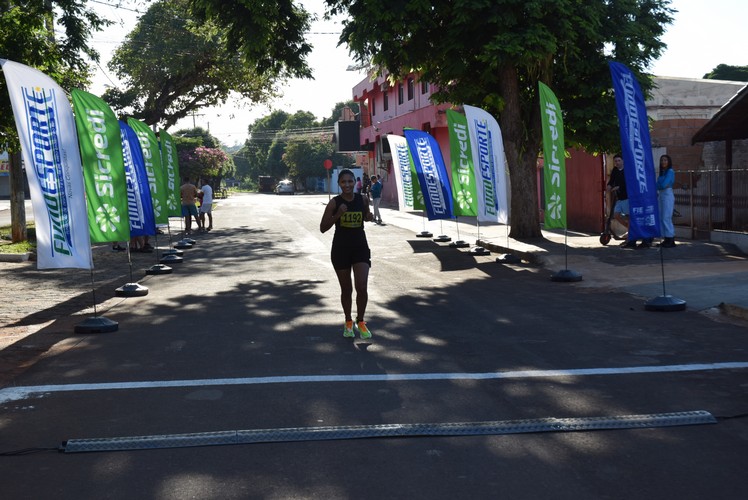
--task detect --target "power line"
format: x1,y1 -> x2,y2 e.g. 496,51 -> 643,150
89,0 -> 144,14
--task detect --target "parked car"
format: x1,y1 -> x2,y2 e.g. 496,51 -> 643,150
275,179 -> 295,195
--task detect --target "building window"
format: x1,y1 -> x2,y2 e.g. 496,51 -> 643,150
421,81 -> 429,94
398,83 -> 404,105
383,92 -> 389,111
407,78 -> 414,101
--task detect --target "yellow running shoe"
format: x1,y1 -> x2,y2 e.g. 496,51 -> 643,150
356,321 -> 372,339
343,320 -> 355,338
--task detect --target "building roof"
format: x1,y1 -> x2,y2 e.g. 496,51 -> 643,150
692,83 -> 748,144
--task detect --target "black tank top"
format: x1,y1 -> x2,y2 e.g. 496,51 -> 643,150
333,193 -> 367,247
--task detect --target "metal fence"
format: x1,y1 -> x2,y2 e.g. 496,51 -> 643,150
674,169 -> 748,238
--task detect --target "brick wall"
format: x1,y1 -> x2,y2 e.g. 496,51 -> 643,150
650,118 -> 708,170
652,118 -> 748,171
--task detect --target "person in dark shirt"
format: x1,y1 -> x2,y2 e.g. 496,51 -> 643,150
370,175 -> 383,224
362,172 -> 371,196
607,154 -> 653,249
320,169 -> 374,339
607,154 -> 636,248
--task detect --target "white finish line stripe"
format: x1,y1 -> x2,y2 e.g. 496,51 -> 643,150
2,361 -> 748,403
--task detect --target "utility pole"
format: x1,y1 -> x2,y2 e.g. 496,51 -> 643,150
190,111 -> 205,129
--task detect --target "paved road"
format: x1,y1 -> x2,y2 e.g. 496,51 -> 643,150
1,193 -> 747,499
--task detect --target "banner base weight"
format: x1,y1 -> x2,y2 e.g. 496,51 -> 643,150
160,254 -> 183,265
74,316 -> 118,334
645,295 -> 686,312
146,264 -> 173,275
115,283 -> 149,297
551,269 -> 583,282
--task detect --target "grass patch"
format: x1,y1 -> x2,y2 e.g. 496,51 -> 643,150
0,224 -> 36,254
0,240 -> 35,254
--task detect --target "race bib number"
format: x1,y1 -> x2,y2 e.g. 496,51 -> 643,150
340,211 -> 363,228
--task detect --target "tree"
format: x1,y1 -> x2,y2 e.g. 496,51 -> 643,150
0,0 -> 109,147
703,64 -> 748,82
234,110 -> 292,182
326,0 -> 673,239
234,109 -> 337,181
284,138 -> 351,182
187,0 -> 313,79
320,100 -> 359,126
0,0 -> 109,242
174,126 -> 221,149
105,0 -> 301,128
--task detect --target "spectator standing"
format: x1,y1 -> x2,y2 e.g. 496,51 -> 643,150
354,176 -> 362,194
362,173 -> 371,196
657,154 -> 676,247
180,177 -> 200,234
607,154 -> 635,248
199,178 -> 214,231
370,175 -> 383,224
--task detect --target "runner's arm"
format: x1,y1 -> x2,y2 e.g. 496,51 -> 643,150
320,199 -> 346,233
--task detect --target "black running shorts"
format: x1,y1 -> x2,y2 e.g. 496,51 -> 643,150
331,243 -> 371,270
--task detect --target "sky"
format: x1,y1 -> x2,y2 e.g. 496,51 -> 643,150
88,0 -> 747,147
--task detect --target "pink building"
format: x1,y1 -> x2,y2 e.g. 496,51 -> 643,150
351,71 -> 608,233
352,71 -> 451,206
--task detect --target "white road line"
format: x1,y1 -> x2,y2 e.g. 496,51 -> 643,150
2,361 -> 747,403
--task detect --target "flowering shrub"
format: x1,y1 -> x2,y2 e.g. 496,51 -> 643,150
179,146 -> 231,179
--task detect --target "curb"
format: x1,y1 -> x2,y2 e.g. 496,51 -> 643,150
719,302 -> 748,322
477,239 -> 546,266
0,252 -> 31,262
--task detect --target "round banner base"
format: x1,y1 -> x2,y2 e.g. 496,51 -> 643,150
115,283 -> 149,297
645,295 -> 687,312
146,264 -> 173,275
551,269 -> 583,282
74,316 -> 119,334
160,254 -> 183,265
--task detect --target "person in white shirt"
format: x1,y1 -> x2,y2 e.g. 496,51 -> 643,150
199,178 -> 214,231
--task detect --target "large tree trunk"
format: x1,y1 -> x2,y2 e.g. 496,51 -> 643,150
9,151 -> 27,243
497,66 -> 543,240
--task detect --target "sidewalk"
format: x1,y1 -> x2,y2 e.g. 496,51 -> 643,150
373,203 -> 748,322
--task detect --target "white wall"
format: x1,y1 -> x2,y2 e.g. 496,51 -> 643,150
328,167 -> 363,194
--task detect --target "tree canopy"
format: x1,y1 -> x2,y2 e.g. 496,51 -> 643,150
325,0 -> 674,238
233,103 -> 355,185
0,0 -> 109,149
703,64 -> 748,82
187,0 -> 313,79
105,0 -> 288,128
